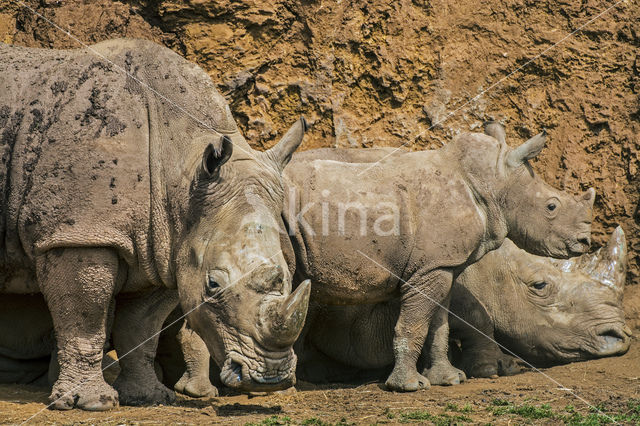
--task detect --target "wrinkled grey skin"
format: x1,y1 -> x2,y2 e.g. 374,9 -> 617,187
162,228 -> 628,392
296,227 -> 630,383
163,123 -> 595,394
0,39 -> 309,410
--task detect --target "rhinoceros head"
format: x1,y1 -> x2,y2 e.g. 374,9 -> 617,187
484,122 -> 595,258
468,227 -> 630,365
175,118 -> 311,392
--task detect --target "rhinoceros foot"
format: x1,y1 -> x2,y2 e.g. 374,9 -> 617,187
462,354 -> 523,378
464,361 -> 498,378
424,362 -> 467,386
385,367 -> 430,392
114,374 -> 175,406
497,354 -> 524,376
174,371 -> 218,398
50,376 -> 118,411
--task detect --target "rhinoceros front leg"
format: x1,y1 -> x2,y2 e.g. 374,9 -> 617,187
174,322 -> 218,398
422,295 -> 466,385
112,287 -> 179,406
36,247 -> 120,411
385,268 -> 452,392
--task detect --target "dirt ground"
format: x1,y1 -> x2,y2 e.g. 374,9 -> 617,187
0,340 -> 638,425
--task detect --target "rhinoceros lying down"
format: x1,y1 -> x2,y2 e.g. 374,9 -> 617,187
0,39 -> 310,410
297,227 -> 631,383
161,122 -> 596,394
157,228 -> 629,393
450,226 -> 630,377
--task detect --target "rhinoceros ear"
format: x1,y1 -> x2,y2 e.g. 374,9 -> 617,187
484,121 -> 506,144
267,117 -> 308,170
202,135 -> 233,179
506,130 -> 546,168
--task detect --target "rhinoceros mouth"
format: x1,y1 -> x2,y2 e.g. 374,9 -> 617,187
567,235 -> 591,256
591,325 -> 632,357
219,345 -> 297,392
561,324 -> 632,361
532,323 -> 631,364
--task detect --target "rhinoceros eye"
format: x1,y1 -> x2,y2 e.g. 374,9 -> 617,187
532,281 -> 547,290
205,273 -> 222,297
208,276 -> 220,290
544,198 -> 560,218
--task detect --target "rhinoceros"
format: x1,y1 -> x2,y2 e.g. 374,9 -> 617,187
450,226 -> 631,376
0,38 -> 310,410
159,122 -> 596,394
295,227 -> 631,383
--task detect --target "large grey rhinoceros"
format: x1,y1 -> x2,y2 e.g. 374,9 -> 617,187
296,227 -> 631,383
165,122 -> 596,394
0,38 -> 310,410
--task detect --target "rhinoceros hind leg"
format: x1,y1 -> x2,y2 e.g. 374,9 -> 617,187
458,345 -> 524,378
37,247 -> 120,411
385,269 -> 454,392
465,362 -> 498,378
456,336 -> 522,378
423,299 -> 467,386
112,287 -> 179,406
173,323 -> 218,398
497,353 -> 523,376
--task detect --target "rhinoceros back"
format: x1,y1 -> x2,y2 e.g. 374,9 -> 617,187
0,39 -> 237,290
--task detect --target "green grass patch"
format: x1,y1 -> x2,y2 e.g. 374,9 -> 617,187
300,418 -> 330,426
383,407 -> 395,419
398,409 -> 471,425
246,416 -> 353,426
246,415 -> 293,426
489,402 -> 554,419
444,402 -> 459,412
556,399 -> 640,425
246,400 -> 640,426
460,404 -> 473,413
486,399 -> 640,425
444,402 -> 473,414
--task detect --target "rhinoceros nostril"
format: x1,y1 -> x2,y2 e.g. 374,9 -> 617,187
578,236 -> 590,247
230,360 -> 243,383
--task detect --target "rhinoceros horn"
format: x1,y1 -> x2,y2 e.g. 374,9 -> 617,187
506,130 -> 547,168
264,279 -> 311,346
484,121 -> 506,144
589,226 -> 627,294
555,227 -> 627,294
